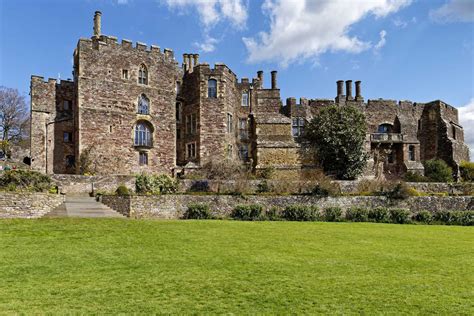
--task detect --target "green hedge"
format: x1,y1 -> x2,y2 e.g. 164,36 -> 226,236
282,205 -> 319,221
345,207 -> 369,222
0,170 -> 52,192
231,204 -> 264,221
184,204 -> 212,219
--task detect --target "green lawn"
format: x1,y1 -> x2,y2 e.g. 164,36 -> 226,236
0,219 -> 473,314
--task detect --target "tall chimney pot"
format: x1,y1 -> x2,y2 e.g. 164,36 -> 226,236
336,80 -> 344,96
271,70 -> 277,89
345,80 -> 353,100
93,11 -> 102,38
193,54 -> 199,67
355,80 -> 363,100
257,71 -> 264,88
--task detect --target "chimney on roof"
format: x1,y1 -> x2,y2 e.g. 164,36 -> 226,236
345,80 -> 353,101
355,81 -> 363,101
271,70 -> 277,89
93,11 -> 102,38
257,70 -> 263,88
193,54 -> 199,67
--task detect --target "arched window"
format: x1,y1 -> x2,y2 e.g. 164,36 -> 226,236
138,94 -> 149,115
138,64 -> 148,85
377,123 -> 392,133
134,121 -> 153,147
208,79 -> 217,98
409,145 -> 415,161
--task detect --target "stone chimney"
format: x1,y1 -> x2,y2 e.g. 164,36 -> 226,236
257,70 -> 263,88
193,54 -> 199,67
188,54 -> 194,72
93,11 -> 102,38
183,54 -> 189,71
355,81 -> 363,101
345,80 -> 353,101
337,80 -> 344,96
271,71 -> 277,89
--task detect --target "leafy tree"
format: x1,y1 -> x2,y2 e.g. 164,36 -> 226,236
423,159 -> 453,182
304,105 -> 368,180
0,87 -> 29,157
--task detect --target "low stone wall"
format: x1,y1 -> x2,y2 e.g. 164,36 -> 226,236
100,194 -> 474,219
0,192 -> 64,218
51,175 -> 135,195
179,179 -> 473,195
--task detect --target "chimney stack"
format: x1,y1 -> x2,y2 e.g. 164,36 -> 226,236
93,11 -> 102,38
257,70 -> 263,88
193,54 -> 199,67
188,53 -> 194,72
337,80 -> 344,96
183,54 -> 189,71
355,81 -> 363,101
345,80 -> 353,100
271,70 -> 277,89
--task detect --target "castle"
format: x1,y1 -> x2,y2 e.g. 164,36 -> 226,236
30,12 -> 470,179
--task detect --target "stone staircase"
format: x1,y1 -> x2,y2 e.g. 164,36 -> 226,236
44,196 -> 125,218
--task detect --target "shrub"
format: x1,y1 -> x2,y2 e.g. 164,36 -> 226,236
257,180 -> 271,193
368,207 -> 390,223
345,207 -> 369,222
383,182 -> 412,200
200,159 -> 246,180
0,170 -> 52,192
231,204 -> 264,221
433,210 -> 473,226
282,205 -> 319,221
413,210 -> 432,224
404,171 -> 430,182
460,161 -> 474,182
323,207 -> 343,222
389,208 -> 411,224
259,167 -> 275,180
423,159 -> 453,183
184,204 -> 212,219
265,207 -> 282,221
189,180 -> 210,192
136,174 -> 178,195
115,185 -> 130,196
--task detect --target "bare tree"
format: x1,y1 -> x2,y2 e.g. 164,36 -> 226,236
0,86 -> 29,157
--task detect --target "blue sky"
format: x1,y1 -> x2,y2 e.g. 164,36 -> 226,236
0,1 -> 473,137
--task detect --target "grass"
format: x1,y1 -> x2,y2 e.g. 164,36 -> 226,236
0,219 -> 473,314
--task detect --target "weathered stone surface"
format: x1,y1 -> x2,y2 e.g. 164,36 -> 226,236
101,194 -> 473,219
51,174 -> 135,195
0,192 -> 64,218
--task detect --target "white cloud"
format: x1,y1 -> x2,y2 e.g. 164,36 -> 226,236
117,0 -> 129,4
163,0 -> 248,28
374,30 -> 387,50
194,35 -> 219,52
458,99 -> 474,160
243,0 -> 412,66
393,17 -> 408,28
430,0 -> 474,23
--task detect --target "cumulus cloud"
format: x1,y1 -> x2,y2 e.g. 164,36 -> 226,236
163,0 -> 248,28
430,0 -> 474,23
243,0 -> 412,66
194,35 -> 219,53
458,98 -> 474,160
374,30 -> 387,50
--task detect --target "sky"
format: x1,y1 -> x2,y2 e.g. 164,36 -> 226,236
0,0 -> 473,154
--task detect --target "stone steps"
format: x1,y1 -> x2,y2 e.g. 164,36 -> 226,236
44,196 -> 125,218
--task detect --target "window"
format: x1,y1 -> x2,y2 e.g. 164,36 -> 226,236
186,142 -> 196,159
63,100 -> 71,111
186,114 -> 197,135
239,118 -> 248,139
138,94 -> 149,115
138,64 -> 148,85
408,145 -> 415,161
66,155 -> 75,168
227,144 -> 233,158
63,132 -> 72,143
208,79 -> 217,98
177,128 -> 181,140
242,91 -> 249,106
292,118 -> 305,137
139,152 -> 148,165
227,113 -> 233,133
239,144 -> 249,160
134,122 -> 152,147
176,102 -> 181,122
377,124 -> 392,133
452,125 -> 457,140
122,69 -> 129,79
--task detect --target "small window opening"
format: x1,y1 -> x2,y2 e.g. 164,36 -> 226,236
227,113 -> 233,133
138,64 -> 148,85
292,117 -> 305,137
186,142 -> 196,159
139,152 -> 148,166
408,145 -> 415,161
122,69 -> 129,79
66,155 -> 75,168
208,79 -> 217,98
63,132 -> 72,143
242,92 -> 249,106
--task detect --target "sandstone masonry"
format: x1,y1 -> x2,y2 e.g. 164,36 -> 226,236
30,11 -> 470,180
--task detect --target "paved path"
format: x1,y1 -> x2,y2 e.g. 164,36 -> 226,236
45,196 -> 125,218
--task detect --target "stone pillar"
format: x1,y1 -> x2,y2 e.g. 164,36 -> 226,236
93,11 -> 102,38
355,80 -> 363,101
337,80 -> 344,96
271,71 -> 277,89
345,80 -> 353,100
193,54 -> 199,67
257,71 -> 263,88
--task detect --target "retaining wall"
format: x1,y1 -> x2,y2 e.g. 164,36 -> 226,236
0,192 -> 64,218
101,194 -> 474,219
51,175 -> 135,195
